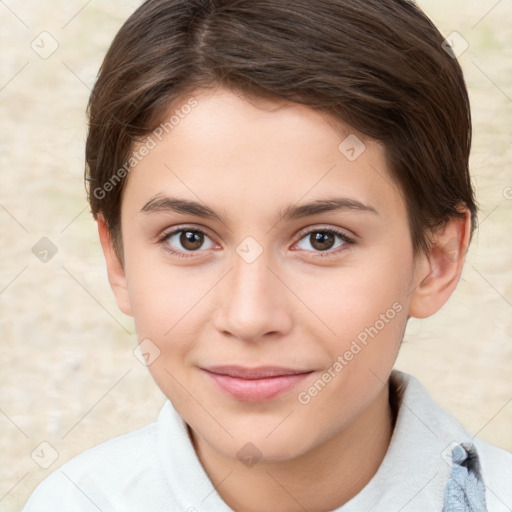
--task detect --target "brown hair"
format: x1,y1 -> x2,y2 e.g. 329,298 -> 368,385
85,0 -> 477,258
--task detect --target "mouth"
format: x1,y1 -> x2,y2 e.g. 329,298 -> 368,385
201,366 -> 314,402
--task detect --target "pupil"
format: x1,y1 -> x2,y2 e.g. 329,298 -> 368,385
312,232 -> 334,251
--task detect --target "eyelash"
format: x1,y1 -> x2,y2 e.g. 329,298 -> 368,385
157,226 -> 355,259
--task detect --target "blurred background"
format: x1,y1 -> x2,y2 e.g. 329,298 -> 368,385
0,0 -> 511,510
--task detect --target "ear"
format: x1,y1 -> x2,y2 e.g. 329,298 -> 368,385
97,215 -> 133,317
408,209 -> 472,319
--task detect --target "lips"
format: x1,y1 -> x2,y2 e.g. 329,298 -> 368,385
202,366 -> 314,402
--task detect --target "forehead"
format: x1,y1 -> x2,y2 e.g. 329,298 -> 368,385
122,87 -> 405,224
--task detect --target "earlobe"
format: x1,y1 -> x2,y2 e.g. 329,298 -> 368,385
408,210 -> 472,319
97,215 -> 133,317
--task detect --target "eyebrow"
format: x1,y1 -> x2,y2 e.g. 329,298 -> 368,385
140,195 -> 378,224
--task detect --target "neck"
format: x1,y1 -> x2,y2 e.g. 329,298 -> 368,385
190,380 -> 396,512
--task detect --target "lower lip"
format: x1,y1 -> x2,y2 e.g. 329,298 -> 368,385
203,371 -> 312,402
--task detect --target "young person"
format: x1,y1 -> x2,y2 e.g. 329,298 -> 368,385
22,0 -> 512,510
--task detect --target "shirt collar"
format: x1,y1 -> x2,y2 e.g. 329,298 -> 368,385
338,369 -> 474,511
156,369 -> 473,511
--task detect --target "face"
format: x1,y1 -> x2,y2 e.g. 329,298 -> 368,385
114,87 -> 425,462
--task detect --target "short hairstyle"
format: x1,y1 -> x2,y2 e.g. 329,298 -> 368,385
85,0 -> 477,258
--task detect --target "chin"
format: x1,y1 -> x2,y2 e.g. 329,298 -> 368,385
211,426 -> 316,464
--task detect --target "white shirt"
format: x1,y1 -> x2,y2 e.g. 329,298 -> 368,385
22,370 -> 512,511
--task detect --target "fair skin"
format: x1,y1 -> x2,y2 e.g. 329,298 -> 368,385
98,87 -> 471,512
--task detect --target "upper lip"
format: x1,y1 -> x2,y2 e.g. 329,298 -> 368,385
203,366 -> 313,379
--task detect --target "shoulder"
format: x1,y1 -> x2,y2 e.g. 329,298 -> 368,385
473,436 -> 512,511
391,370 -> 512,511
21,412 -> 172,512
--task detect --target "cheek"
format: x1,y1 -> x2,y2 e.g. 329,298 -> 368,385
293,279 -> 408,436
126,259 -> 214,359
129,276 -> 192,342
298,247 -> 413,382
306,259 -> 411,338
126,266 -> 204,406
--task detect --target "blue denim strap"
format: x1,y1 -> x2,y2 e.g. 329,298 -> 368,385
442,442 -> 488,512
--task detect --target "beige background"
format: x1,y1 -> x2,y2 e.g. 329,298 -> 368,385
1,1 -> 511,510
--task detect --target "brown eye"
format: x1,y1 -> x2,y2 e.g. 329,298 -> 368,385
295,228 -> 353,256
309,232 -> 336,251
179,230 -> 204,251
162,227 -> 215,256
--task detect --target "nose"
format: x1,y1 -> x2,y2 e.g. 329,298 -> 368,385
212,247 -> 293,343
